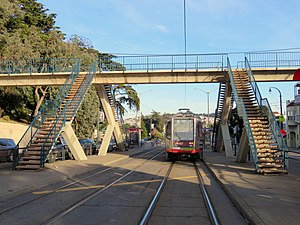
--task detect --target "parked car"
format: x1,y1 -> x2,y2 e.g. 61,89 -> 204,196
0,138 -> 16,162
79,139 -> 97,155
108,140 -> 118,152
50,137 -> 73,162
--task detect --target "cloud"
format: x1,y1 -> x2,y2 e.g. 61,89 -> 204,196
155,25 -> 167,32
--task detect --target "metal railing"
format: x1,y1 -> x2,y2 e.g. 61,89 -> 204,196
12,61 -> 81,169
99,53 -> 228,71
211,83 -> 225,151
227,58 -> 259,169
40,103 -> 67,167
0,58 -> 80,75
41,62 -> 97,166
40,61 -> 97,166
13,100 -> 60,168
245,52 -> 300,69
107,85 -> 127,140
245,57 -> 288,170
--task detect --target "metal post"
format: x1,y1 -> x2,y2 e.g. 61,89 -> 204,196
269,87 -> 283,129
207,92 -> 210,127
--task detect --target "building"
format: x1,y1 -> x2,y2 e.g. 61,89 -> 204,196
286,83 -> 300,148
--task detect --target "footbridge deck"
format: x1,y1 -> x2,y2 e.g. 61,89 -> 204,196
0,52 -> 299,86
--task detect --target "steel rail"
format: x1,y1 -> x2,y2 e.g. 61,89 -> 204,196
139,162 -> 174,225
0,147 -> 163,216
43,149 -> 165,225
194,162 -> 220,225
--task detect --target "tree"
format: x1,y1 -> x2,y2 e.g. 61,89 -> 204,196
114,84 -> 140,115
140,117 -> 148,139
0,0 -> 140,139
75,86 -> 99,139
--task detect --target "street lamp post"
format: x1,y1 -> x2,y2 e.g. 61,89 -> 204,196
269,87 -> 283,129
194,87 -> 217,148
194,88 -> 217,127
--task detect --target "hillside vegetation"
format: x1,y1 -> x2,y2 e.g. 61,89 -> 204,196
0,0 -> 139,139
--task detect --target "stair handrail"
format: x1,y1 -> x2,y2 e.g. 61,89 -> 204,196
13,60 -> 81,169
38,62 -> 97,167
212,83 -> 224,150
109,85 -> 126,134
245,57 -> 288,169
12,99 -> 57,169
52,60 -> 81,111
40,102 -> 68,167
227,58 -> 259,168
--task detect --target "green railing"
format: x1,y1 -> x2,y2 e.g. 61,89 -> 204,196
211,82 -> 225,151
0,58 -> 79,75
12,61 -> 81,169
245,57 -> 288,170
99,53 -> 228,71
227,58 -> 259,170
40,61 -> 97,167
245,52 -> 300,69
13,100 -> 60,168
40,103 -> 67,167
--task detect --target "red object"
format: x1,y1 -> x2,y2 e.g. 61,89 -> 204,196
128,128 -> 141,132
293,69 -> 300,80
279,129 -> 287,137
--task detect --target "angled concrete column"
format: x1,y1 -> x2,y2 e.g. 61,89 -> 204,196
216,82 -> 233,157
61,122 -> 87,160
221,124 -> 233,157
98,124 -> 114,156
95,85 -> 125,152
236,128 -> 250,162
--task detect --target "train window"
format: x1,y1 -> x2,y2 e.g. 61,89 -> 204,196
173,119 -> 194,141
166,122 -> 171,139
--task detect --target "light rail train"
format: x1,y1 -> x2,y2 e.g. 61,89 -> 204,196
165,108 -> 204,161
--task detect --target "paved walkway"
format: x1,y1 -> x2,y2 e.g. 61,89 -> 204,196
0,147 -> 299,225
204,150 -> 300,225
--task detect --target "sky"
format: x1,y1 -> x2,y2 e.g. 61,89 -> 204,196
40,0 -> 300,118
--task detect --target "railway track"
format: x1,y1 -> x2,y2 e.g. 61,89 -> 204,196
0,147 -> 248,225
140,161 -> 219,225
0,146 -> 165,225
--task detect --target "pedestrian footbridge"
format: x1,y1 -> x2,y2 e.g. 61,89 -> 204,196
0,52 -> 299,174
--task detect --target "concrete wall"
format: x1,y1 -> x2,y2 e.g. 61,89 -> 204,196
0,122 -> 28,143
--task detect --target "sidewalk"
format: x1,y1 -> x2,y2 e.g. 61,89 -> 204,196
203,150 -> 300,225
0,147 -> 144,201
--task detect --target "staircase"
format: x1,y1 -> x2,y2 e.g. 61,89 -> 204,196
14,61 -> 97,170
228,58 -> 288,174
212,82 -> 227,151
103,85 -> 126,141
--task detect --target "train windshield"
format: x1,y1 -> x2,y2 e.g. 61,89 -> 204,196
173,119 -> 194,141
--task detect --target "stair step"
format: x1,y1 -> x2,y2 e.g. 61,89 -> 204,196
16,165 -> 41,170
259,158 -> 283,163
257,153 -> 282,158
258,163 -> 284,168
22,156 -> 41,160
257,149 -> 280,153
258,168 -> 287,174
19,160 -> 40,165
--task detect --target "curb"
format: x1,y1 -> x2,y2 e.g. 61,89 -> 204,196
203,159 -> 266,225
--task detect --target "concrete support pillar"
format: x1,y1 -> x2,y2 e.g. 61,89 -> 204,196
61,122 -> 87,161
220,124 -> 233,157
236,128 -> 250,162
98,124 -> 114,156
216,82 -> 233,157
94,85 -> 125,152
